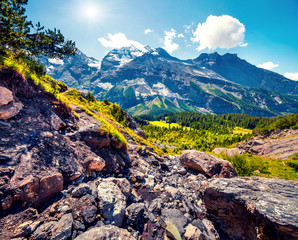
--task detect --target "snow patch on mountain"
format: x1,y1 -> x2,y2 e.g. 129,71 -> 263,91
123,78 -> 147,86
97,82 -> 113,90
88,61 -> 101,69
103,45 -> 157,68
46,65 -> 55,73
48,58 -> 64,65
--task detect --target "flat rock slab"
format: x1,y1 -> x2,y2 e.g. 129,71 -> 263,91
238,129 -> 298,159
74,225 -> 135,240
204,177 -> 298,240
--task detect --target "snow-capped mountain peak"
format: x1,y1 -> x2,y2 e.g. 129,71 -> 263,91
101,45 -> 156,70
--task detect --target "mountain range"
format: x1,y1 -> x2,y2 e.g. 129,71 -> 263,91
40,46 -> 298,117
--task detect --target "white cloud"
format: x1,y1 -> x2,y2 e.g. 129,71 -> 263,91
98,32 -> 144,49
284,72 -> 298,81
184,24 -> 191,30
144,29 -> 153,34
183,23 -> 194,32
257,62 -> 279,70
163,28 -> 179,53
178,33 -> 185,38
240,43 -> 248,47
191,15 -> 246,51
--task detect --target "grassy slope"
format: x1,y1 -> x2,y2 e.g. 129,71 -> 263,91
0,50 -> 163,155
143,121 -> 252,155
144,117 -> 297,180
128,96 -> 197,116
215,153 -> 298,180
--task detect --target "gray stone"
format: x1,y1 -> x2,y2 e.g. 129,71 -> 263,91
97,180 -> 126,226
108,177 -> 132,200
202,219 -> 219,240
204,177 -> 298,240
148,198 -> 165,215
161,208 -> 190,236
82,205 -> 97,224
73,221 -> 85,231
50,213 -> 73,240
74,225 -> 135,240
191,219 -> 207,234
30,221 -> 56,240
72,183 -> 92,198
125,203 -> 146,228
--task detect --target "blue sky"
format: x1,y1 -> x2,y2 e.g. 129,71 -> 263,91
26,0 -> 298,79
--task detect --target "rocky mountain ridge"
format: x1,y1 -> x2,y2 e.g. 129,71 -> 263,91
40,46 -> 298,117
0,64 -> 297,239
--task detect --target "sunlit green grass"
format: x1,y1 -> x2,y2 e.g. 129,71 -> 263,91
217,153 -> 298,180
149,120 -> 192,130
233,127 -> 253,134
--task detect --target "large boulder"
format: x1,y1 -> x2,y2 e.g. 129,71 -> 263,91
78,124 -> 111,149
97,179 -> 127,226
74,225 -> 135,240
36,173 -> 64,205
179,150 -> 237,178
30,221 -> 57,240
13,173 -> 63,208
0,86 -> 13,106
0,101 -> 23,120
0,86 -> 23,120
204,177 -> 298,240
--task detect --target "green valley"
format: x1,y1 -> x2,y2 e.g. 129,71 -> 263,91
136,112 -> 298,179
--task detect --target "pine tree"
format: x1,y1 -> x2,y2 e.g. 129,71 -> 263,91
0,0 -> 77,58
0,0 -> 31,50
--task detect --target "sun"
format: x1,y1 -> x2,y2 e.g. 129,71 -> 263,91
82,4 -> 99,21
77,1 -> 106,23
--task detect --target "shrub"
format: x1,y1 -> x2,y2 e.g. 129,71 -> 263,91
287,161 -> 298,172
225,154 -> 268,176
161,146 -> 168,153
228,154 -> 252,176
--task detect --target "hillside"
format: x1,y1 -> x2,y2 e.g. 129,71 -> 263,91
41,46 -> 298,117
1,51 -> 297,239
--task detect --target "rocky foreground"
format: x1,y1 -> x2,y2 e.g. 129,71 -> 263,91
0,68 -> 297,239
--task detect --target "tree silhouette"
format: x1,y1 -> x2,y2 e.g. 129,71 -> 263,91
0,0 -> 77,58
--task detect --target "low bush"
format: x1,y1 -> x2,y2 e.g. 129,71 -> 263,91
225,154 -> 268,176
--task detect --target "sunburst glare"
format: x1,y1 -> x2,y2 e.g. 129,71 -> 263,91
77,1 -> 106,23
